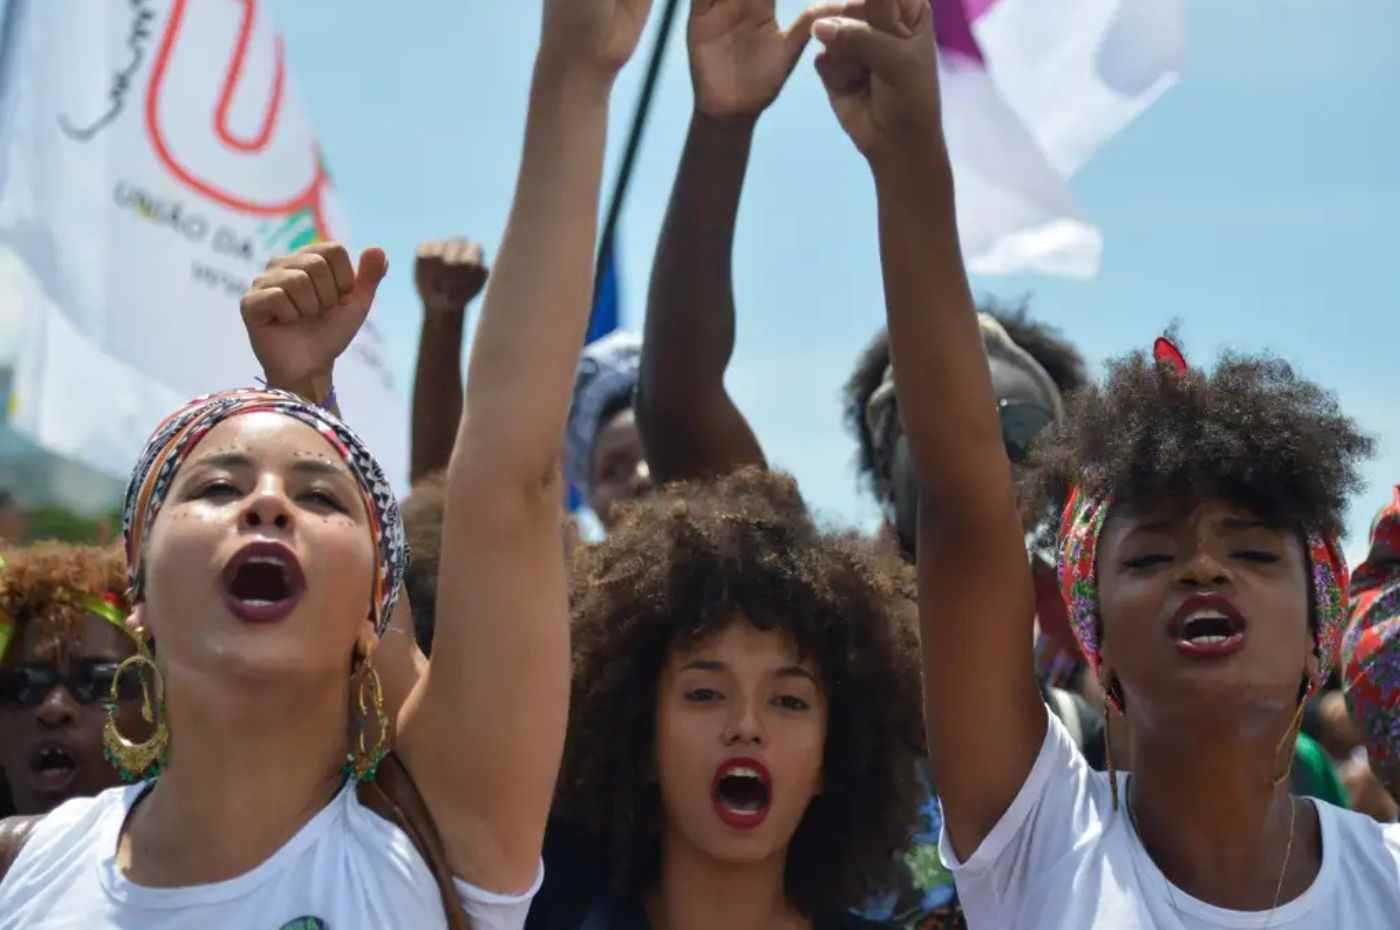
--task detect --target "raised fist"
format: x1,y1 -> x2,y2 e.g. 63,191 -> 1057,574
240,242 -> 388,401
414,238 -> 489,318
813,0 -> 942,165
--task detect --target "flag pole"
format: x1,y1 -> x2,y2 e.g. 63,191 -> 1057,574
591,0 -> 684,311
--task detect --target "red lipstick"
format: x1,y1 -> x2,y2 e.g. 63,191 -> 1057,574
711,757 -> 773,831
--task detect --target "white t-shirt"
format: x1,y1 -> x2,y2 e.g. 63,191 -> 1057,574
940,707 -> 1400,929
0,780 -> 543,930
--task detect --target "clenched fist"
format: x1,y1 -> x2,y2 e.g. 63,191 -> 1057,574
812,0 -> 942,167
240,242 -> 388,402
415,238 -> 489,318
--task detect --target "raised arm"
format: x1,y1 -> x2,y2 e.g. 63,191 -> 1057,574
395,0 -> 652,894
813,0 -> 1044,861
410,237 -> 489,483
637,0 -> 831,481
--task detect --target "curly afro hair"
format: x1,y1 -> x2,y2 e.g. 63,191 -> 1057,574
0,542 -> 129,660
557,467 -> 924,917
844,299 -> 1086,507
400,471 -> 447,655
1019,341 -> 1373,545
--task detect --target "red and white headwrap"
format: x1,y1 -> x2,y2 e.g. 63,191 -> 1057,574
122,388 -> 406,634
1056,339 -> 1350,710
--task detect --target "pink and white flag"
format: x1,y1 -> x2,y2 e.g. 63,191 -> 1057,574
0,0 -> 407,486
933,0 -> 1186,277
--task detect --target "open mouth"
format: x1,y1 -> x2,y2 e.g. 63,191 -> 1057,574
221,542 -> 306,624
711,758 -> 772,830
29,741 -> 78,794
1170,595 -> 1247,657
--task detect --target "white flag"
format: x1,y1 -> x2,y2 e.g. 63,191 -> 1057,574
935,0 -> 1187,277
0,0 -> 407,486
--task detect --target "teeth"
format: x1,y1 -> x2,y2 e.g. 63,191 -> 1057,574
1184,610 -> 1229,624
1190,635 -> 1229,644
726,767 -> 761,781
248,557 -> 286,568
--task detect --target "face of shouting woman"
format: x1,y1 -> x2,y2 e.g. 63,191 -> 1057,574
652,616 -> 828,869
133,413 -> 377,695
1096,496 -> 1316,741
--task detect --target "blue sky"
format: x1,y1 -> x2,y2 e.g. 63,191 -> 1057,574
268,0 -> 1398,557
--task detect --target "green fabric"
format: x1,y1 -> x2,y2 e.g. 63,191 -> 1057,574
1293,732 -> 1349,809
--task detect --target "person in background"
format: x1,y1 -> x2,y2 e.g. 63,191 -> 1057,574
399,236 -> 490,655
1343,484 -> 1400,822
563,331 -> 653,532
0,544 -> 144,816
410,236 -> 490,485
529,468 -> 925,930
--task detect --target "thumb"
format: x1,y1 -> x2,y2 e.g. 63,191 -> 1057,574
350,247 -> 389,311
784,3 -> 845,71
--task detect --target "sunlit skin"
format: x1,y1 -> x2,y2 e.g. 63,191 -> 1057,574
0,613 -> 143,815
117,412 -> 379,886
647,618 -> 827,930
588,407 -> 653,530
1094,496 -> 1324,909
138,413 -> 377,692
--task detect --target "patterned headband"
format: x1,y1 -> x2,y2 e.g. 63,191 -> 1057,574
123,389 -> 406,634
1057,339 -> 1350,710
1342,486 -> 1400,789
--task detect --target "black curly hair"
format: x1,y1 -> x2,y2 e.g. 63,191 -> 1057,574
1019,341 -> 1373,547
557,467 -> 924,917
844,298 -> 1086,507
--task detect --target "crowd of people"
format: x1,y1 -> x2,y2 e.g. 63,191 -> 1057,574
0,0 -> 1397,928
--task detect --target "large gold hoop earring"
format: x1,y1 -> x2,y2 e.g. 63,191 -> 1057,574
343,656 -> 391,783
102,652 -> 170,782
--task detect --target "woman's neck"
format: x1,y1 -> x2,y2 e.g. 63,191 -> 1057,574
1128,720 -> 1322,911
117,669 -> 350,887
646,829 -> 810,930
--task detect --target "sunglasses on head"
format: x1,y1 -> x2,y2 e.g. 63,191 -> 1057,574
998,399 -> 1056,463
0,662 -> 143,707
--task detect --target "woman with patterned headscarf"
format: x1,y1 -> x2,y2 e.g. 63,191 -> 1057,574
0,2 -> 655,926
912,313 -> 1397,925
806,3 -> 1400,926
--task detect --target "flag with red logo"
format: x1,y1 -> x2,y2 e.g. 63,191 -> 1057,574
0,0 -> 406,485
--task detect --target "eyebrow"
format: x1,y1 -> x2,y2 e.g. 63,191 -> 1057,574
678,659 -> 818,682
187,453 -> 349,480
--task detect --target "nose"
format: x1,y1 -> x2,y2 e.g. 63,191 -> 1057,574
1177,543 -> 1231,588
241,480 -> 293,532
722,693 -> 764,747
34,683 -> 78,729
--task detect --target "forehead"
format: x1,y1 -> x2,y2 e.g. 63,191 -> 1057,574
1102,497 -> 1292,546
180,413 -> 349,476
10,610 -> 134,665
669,620 -> 809,670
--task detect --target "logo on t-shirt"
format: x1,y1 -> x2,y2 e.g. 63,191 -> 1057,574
277,919 -> 328,930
